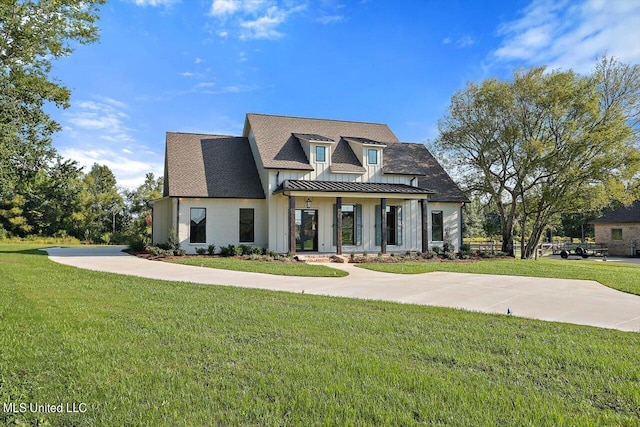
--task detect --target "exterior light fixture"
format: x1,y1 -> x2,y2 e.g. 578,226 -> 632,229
305,198 -> 312,208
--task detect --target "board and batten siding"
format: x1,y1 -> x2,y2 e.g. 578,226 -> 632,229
151,197 -> 174,245
427,202 -> 462,251
176,198 -> 267,254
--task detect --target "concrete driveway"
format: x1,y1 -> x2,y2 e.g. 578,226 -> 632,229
44,246 -> 640,332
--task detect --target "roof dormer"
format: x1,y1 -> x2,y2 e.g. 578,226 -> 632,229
293,133 -> 335,167
343,136 -> 387,170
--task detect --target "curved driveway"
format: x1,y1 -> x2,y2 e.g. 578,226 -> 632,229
45,246 -> 640,332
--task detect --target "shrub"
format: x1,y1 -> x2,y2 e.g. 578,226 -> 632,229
238,244 -> 252,256
100,233 -> 111,245
174,249 -> 186,256
350,251 -> 355,261
0,224 -> 9,240
129,238 -> 146,252
432,246 -> 442,255
248,246 -> 262,255
207,244 -> 216,255
422,251 -> 436,259
195,247 -> 207,255
219,244 -> 240,257
460,243 -> 472,252
167,229 -> 180,251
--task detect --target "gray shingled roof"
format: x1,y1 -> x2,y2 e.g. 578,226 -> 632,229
330,139 -> 366,173
274,179 -> 434,195
590,201 -> 640,224
245,113 -> 399,170
164,132 -> 265,199
415,146 -> 469,203
383,143 -> 430,175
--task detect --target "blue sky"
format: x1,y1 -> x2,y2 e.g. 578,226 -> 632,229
48,0 -> 640,188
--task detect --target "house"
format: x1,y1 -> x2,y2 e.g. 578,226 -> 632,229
590,201 -> 640,256
151,113 -> 469,255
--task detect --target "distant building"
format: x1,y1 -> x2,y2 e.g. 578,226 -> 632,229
590,201 -> 640,256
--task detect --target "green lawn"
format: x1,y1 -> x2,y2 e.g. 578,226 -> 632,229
167,256 -> 348,277
1,244 -> 639,426
358,257 -> 640,295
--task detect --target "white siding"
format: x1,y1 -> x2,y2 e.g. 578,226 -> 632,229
426,202 -> 463,251
176,198 -> 267,254
151,197 -> 173,245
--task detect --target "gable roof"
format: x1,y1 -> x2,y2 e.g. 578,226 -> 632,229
415,146 -> 469,203
590,201 -> 640,224
382,143 -> 430,176
245,113 -> 399,170
163,132 -> 265,199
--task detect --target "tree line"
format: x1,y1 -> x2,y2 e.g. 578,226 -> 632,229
0,162 -> 162,245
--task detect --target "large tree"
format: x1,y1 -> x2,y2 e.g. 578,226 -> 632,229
0,0 -> 104,198
437,58 -> 640,258
79,164 -> 123,242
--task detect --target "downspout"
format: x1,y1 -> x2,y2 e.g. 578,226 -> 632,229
460,201 -> 465,249
176,198 -> 180,240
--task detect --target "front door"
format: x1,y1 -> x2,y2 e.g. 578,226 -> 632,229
295,209 -> 318,251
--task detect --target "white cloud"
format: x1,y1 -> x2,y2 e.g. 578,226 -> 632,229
66,100 -> 133,142
59,97 -> 163,189
456,35 -> 476,48
60,148 -> 163,189
316,15 -> 344,24
133,0 -> 179,7
494,0 -> 640,73
210,0 -> 267,16
442,35 -> 476,48
208,0 -> 306,40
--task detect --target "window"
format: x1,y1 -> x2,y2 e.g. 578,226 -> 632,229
334,204 -> 362,246
315,145 -> 326,162
611,228 -> 623,240
367,149 -> 378,165
432,211 -> 443,241
375,205 -> 403,246
239,208 -> 255,242
190,208 -> 206,243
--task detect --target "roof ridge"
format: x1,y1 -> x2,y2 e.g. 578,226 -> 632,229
166,131 -> 241,138
246,112 -> 390,127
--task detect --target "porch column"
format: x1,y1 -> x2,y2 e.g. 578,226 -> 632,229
288,195 -> 296,256
380,198 -> 387,254
336,197 -> 343,255
420,199 -> 428,253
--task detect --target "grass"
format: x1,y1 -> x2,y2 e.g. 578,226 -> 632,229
1,244 -> 639,426
357,257 -> 640,295
167,256 -> 348,277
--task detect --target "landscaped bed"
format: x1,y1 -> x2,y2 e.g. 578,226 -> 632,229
1,244 -> 639,426
166,255 -> 348,277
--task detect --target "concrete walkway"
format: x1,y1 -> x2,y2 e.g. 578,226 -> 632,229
44,246 -> 640,332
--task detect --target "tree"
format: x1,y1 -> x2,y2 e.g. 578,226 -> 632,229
0,0 -> 105,198
437,57 -> 640,258
80,164 -> 123,242
123,173 -> 164,242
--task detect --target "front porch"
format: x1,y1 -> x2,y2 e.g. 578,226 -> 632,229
274,179 -> 433,256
